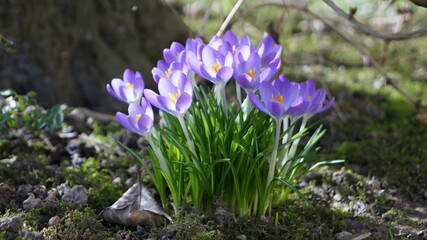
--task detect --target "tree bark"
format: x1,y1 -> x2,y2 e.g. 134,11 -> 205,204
0,0 -> 188,112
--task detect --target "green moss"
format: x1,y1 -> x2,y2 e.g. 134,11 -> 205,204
64,157 -> 124,210
41,207 -> 114,240
333,95 -> 427,200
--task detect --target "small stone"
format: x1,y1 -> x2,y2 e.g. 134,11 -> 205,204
415,207 -> 427,214
0,215 -> 23,232
112,177 -> 122,185
381,212 -> 395,221
333,193 -> 343,201
125,178 -> 134,187
352,232 -> 372,240
48,216 -> 61,226
20,229 -> 44,240
22,194 -> 41,210
236,234 -> 247,240
335,231 -> 352,240
61,185 -> 88,205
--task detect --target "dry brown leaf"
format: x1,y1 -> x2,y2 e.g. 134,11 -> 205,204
415,111 -> 427,125
98,183 -> 172,227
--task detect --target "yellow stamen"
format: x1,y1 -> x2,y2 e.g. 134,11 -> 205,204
165,68 -> 172,78
169,89 -> 181,104
271,92 -> 284,104
307,96 -> 312,100
126,83 -> 134,89
247,66 -> 256,78
136,114 -> 141,120
232,45 -> 236,52
211,59 -> 222,73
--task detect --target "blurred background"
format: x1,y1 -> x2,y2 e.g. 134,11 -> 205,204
1,0 -> 426,112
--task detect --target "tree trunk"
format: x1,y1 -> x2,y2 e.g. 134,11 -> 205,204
0,0 -> 189,112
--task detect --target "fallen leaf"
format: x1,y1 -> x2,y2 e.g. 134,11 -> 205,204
415,111 -> 427,125
98,183 -> 172,227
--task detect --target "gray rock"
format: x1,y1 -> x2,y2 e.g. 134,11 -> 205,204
335,231 -> 352,240
112,177 -> 122,185
0,215 -> 23,232
381,212 -> 395,221
48,216 -> 61,226
22,194 -> 41,210
424,189 -> 427,199
236,235 -> 247,240
61,185 -> 88,205
20,229 -> 44,240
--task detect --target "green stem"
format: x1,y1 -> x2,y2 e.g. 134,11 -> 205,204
147,134 -> 171,178
265,119 -> 281,193
281,116 -> 308,177
178,114 -> 196,156
236,84 -> 242,105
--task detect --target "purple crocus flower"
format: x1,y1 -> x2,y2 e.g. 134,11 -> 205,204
220,31 -> 255,54
292,79 -> 335,117
249,75 -> 302,120
257,36 -> 282,69
187,45 -> 234,85
152,61 -> 188,83
116,98 -> 154,136
144,71 -> 193,116
233,46 -> 280,91
163,42 -> 185,64
106,69 -> 144,104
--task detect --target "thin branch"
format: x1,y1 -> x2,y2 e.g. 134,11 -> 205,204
236,2 -> 426,108
216,0 -> 245,37
198,0 -> 215,37
323,0 -> 427,41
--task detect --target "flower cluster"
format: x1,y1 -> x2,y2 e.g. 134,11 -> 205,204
106,31 -> 337,217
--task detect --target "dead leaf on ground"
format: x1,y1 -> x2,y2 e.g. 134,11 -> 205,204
98,183 -> 172,227
415,111 -> 427,125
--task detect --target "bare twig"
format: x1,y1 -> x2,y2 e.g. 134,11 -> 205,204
235,2 -> 426,108
198,0 -> 214,37
216,0 -> 245,37
323,0 -> 427,41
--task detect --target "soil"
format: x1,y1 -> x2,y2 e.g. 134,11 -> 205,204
1,90 -> 427,240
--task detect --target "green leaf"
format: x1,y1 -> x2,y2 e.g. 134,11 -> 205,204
273,178 -> 314,209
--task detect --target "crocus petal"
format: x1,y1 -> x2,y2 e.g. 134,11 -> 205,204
157,95 -> 177,114
144,89 -> 162,110
201,46 -> 218,68
158,78 -> 178,98
128,103 -> 142,116
216,66 -> 233,82
116,112 -> 135,133
175,93 -> 192,113
267,101 -> 285,117
138,115 -> 153,132
249,92 -> 270,115
319,97 -> 335,113
123,69 -> 135,83
140,98 -> 154,119
259,81 -> 276,104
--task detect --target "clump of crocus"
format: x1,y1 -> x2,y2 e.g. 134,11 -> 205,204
106,30 -> 341,217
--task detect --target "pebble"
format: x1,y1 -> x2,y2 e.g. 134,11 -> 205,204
335,231 -> 352,239
236,235 -> 247,240
48,216 -> 61,226
20,229 -> 44,240
112,177 -> 122,185
381,212 -> 395,221
22,194 -> 41,210
333,193 -> 343,201
0,215 -> 23,232
61,185 -> 88,205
